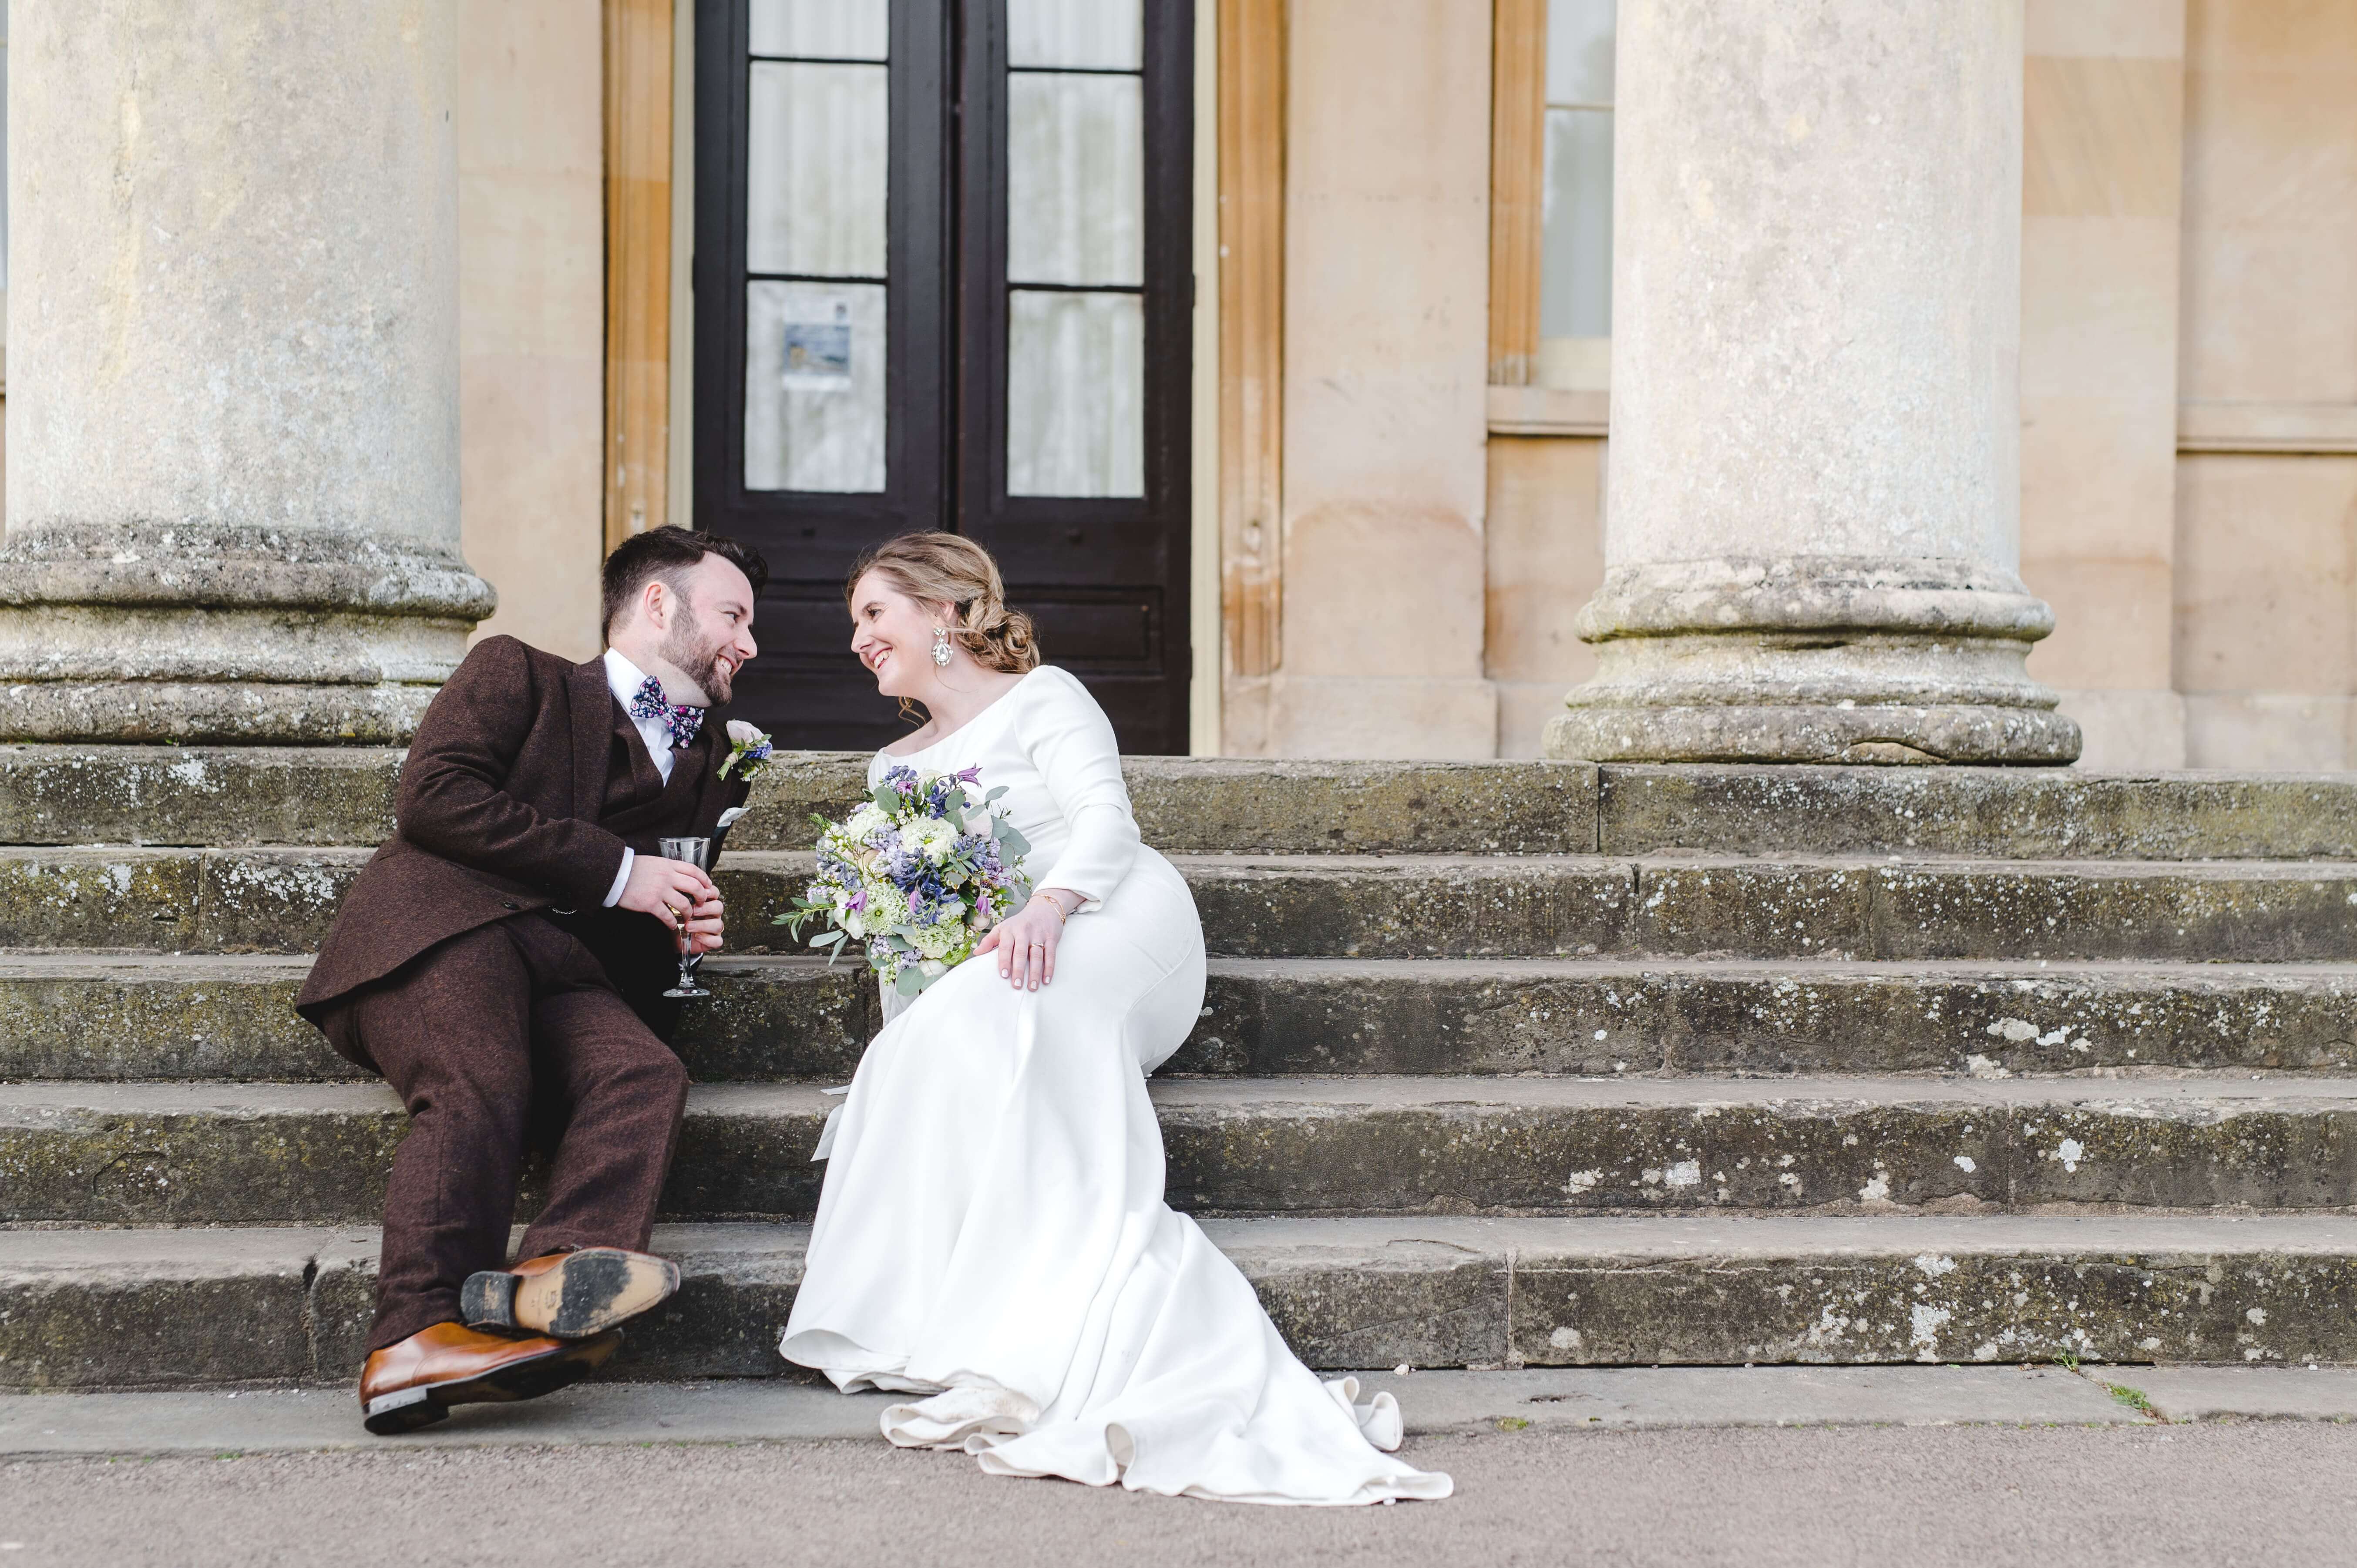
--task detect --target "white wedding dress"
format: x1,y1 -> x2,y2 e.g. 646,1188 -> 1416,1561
779,665 -> 1451,1505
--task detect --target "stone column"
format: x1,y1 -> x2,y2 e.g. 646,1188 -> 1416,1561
0,0 -> 494,744
1544,0 -> 2081,766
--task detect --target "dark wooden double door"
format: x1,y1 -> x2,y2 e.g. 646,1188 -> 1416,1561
695,0 -> 1193,752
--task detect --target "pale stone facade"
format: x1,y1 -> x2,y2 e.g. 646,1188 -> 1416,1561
2171,0 -> 2357,768
1,0 -> 2349,764
1483,0 -> 2357,767
1220,0 -> 1497,760
455,0 -> 607,663
2017,0 -> 2188,767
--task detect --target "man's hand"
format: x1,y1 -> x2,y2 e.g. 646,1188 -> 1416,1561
617,855 -> 725,953
681,890 -> 726,955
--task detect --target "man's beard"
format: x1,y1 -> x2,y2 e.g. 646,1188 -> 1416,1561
659,611 -> 735,705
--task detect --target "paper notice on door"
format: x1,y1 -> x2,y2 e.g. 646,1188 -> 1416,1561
781,298 -> 855,390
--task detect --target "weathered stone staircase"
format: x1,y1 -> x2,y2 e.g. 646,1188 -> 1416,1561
7,748 -> 2357,1389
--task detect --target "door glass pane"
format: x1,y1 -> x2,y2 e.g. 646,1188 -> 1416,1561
1008,289 -> 1143,497
1541,109 -> 1612,342
1546,0 -> 1614,105
1007,73 -> 1142,286
1008,0 -> 1141,70
1540,0 -> 1614,387
750,0 -> 887,60
747,61 -> 888,277
745,281 -> 887,492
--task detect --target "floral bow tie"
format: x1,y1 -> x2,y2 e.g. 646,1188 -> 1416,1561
629,675 -> 706,752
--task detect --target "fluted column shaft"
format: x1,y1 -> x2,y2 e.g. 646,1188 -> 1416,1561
1545,0 -> 2079,766
0,0 -> 493,743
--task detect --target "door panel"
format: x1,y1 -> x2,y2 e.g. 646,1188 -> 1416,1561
696,0 -> 1191,754
957,0 -> 1194,754
696,0 -> 952,752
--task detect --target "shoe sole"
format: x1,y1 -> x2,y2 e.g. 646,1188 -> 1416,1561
361,1331 -> 622,1436
461,1249 -> 680,1340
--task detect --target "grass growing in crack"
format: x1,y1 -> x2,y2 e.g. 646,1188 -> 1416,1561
2103,1382 -> 2160,1419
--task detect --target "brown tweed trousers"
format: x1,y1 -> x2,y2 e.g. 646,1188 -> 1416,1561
299,636 -> 750,1350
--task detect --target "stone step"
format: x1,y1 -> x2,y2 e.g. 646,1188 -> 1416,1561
10,1076 -> 2357,1226
13,846 -> 2357,962
0,748 -> 1593,855
13,745 -> 2357,861
5,953 -> 2354,1083
7,1214 -> 2356,1389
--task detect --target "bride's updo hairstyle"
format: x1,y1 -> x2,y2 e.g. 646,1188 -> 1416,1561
848,531 -> 1041,674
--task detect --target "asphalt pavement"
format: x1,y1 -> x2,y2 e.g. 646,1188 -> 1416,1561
4,1421 -> 2356,1568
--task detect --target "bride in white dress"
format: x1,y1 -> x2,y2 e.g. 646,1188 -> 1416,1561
777,533 -> 1450,1506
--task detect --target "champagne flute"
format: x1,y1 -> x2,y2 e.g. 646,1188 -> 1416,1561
658,836 -> 714,999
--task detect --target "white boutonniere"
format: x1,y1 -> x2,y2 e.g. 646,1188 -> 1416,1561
719,719 -> 775,782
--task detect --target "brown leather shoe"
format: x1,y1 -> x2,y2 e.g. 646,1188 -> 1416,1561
358,1322 -> 621,1435
461,1247 -> 680,1340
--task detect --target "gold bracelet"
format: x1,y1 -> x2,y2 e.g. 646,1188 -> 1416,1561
1030,891 -> 1069,926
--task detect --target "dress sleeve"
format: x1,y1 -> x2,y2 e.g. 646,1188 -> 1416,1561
1019,669 -> 1140,913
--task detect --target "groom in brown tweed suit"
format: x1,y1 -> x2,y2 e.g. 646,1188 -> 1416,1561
298,526 -> 767,1434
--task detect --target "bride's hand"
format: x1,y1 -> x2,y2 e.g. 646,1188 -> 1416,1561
976,890 -> 1079,991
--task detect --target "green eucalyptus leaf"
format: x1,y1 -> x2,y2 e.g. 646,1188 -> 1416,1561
995,820 -> 1031,860
894,966 -> 925,997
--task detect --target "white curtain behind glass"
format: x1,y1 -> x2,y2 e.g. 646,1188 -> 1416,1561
1005,0 -> 1146,497
742,10 -> 890,494
1540,0 -> 1612,390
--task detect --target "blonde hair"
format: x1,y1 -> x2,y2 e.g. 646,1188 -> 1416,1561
848,531 -> 1041,676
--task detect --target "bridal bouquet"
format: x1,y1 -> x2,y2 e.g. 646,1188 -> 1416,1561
779,763 -> 1031,997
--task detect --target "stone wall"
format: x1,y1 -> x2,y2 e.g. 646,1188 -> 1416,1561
2172,0 -> 2357,767
1221,0 -> 1497,759
456,0 -> 607,661
1486,435 -> 1604,758
1483,0 -> 2357,766
2017,0 -> 2188,769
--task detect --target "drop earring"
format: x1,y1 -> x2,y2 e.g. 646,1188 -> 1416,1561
931,625 -> 954,667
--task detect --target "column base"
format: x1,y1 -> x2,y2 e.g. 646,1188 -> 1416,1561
0,521 -> 493,744
1544,703 -> 2083,766
1543,557 -> 2084,765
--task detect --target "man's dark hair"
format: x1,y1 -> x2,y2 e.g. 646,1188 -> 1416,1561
601,527 -> 770,638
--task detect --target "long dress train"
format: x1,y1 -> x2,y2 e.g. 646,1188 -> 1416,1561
778,665 -> 1450,1505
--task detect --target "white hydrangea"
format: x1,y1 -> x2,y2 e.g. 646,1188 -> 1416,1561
844,802 -> 891,838
912,922 -> 958,959
908,817 -> 958,863
862,877 -> 907,927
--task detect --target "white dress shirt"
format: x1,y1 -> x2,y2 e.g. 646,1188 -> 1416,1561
598,647 -> 702,906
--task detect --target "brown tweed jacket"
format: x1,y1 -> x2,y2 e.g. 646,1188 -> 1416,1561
296,635 -> 750,1026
